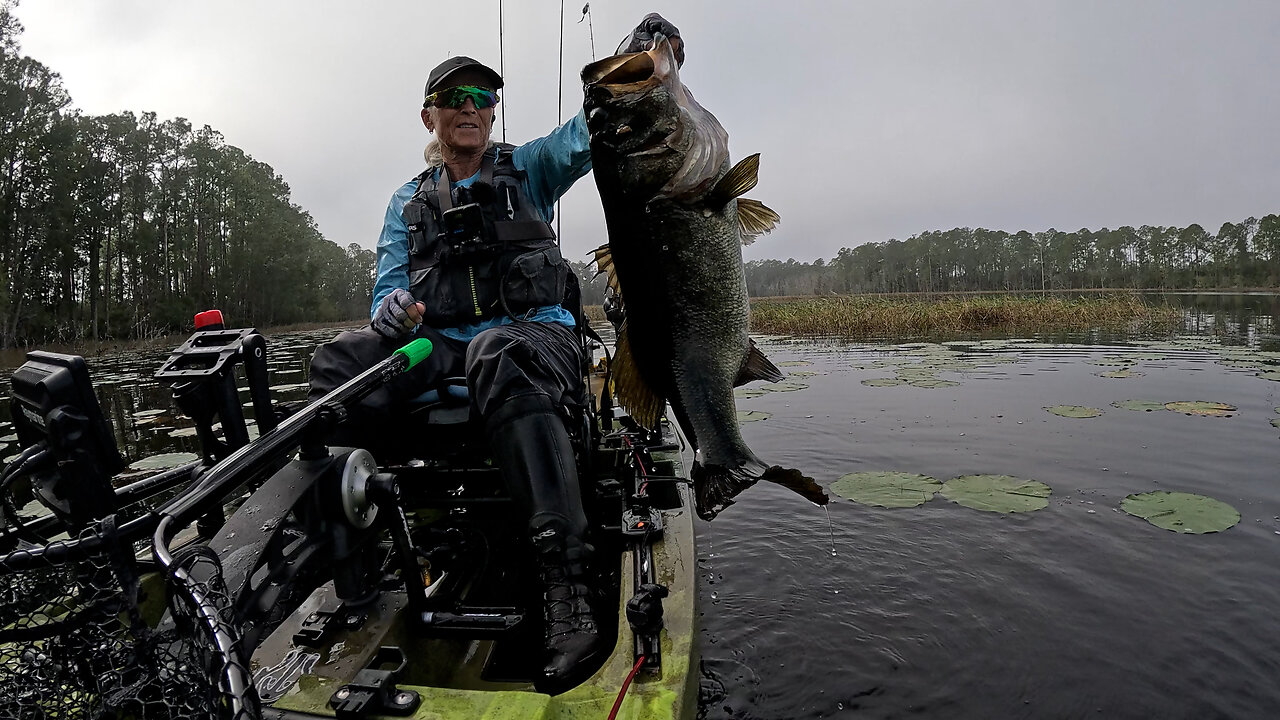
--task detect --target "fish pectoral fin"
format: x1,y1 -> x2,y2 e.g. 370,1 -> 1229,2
709,153 -> 761,207
590,243 -> 622,294
736,198 -> 781,244
613,322 -> 665,428
734,340 -> 785,386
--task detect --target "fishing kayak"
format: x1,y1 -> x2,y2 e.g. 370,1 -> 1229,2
0,321 -> 700,720
251,413 -> 699,720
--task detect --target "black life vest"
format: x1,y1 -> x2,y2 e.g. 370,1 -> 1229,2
402,144 -> 572,327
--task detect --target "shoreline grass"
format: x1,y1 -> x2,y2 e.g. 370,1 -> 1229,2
746,293 -> 1181,338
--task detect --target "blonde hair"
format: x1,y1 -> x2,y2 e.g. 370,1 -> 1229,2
422,106 -> 497,168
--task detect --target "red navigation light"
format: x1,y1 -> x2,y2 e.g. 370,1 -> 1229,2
194,309 -> 225,331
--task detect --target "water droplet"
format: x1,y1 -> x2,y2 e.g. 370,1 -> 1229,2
825,505 -> 836,557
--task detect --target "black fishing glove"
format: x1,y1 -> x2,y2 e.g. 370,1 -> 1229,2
371,288 -> 422,340
616,13 -> 684,66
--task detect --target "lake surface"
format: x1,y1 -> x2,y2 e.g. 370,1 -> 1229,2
2,294 -> 1279,719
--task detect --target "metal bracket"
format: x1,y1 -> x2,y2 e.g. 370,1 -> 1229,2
293,600 -> 367,648
329,647 -> 421,718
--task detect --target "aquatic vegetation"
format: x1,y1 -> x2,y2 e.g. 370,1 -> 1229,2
748,294 -> 1179,338
1163,401 -> 1235,417
756,381 -> 808,393
1258,371 -> 1280,382
737,410 -> 771,423
1120,491 -> 1240,534
861,378 -> 905,387
906,378 -> 960,389
1097,369 -> 1143,378
775,360 -> 812,367
1112,400 -> 1168,412
128,452 -> 199,470
941,474 -> 1052,513
831,471 -> 940,508
1045,405 -> 1104,418
733,387 -> 769,399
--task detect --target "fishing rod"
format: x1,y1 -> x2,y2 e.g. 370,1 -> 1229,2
556,0 -> 565,240
499,0 -> 506,142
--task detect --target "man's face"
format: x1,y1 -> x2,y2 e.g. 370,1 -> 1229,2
421,69 -> 496,154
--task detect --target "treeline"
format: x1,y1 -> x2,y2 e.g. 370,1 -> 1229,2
748,216 -> 1280,297
0,3 -> 373,348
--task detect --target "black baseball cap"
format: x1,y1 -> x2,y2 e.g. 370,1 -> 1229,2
425,56 -> 504,98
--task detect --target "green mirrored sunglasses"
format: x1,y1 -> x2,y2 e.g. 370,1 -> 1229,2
425,85 -> 500,110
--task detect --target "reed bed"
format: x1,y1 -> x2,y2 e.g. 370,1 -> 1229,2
746,293 -> 1180,338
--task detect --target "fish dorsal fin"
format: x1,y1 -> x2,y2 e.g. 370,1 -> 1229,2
709,153 -> 761,207
590,243 -> 621,294
612,321 -> 665,428
736,198 -> 780,244
734,339 -> 785,386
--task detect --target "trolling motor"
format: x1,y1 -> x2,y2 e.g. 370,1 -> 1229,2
155,309 -> 279,465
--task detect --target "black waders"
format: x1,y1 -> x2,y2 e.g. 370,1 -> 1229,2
485,394 -> 606,694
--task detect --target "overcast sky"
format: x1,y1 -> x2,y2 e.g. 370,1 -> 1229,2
12,1 -> 1280,263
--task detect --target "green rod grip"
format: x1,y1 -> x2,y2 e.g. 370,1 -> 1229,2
393,338 -> 434,371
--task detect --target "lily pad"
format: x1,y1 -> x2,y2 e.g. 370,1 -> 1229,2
757,381 -> 808,393
941,474 -> 1052,513
734,387 -> 769,399
861,378 -> 905,387
1045,405 -> 1103,418
1163,401 -> 1235,417
1120,491 -> 1240,534
1097,370 -> 1144,379
169,427 -> 199,438
831,471 -> 940,508
132,409 -> 165,419
1218,359 -> 1264,370
906,378 -> 961,389
737,410 -> 771,423
775,360 -> 812,367
128,452 -> 200,471
1112,400 -> 1168,412
1270,418 -> 1280,429
786,370 -> 819,378
0,434 -> 17,442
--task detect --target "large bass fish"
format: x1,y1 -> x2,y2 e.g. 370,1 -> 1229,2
582,35 -> 827,519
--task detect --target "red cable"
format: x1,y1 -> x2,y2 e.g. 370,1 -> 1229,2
607,654 -> 647,720
621,436 -> 650,495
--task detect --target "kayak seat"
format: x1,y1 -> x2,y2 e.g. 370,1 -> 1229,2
408,377 -> 471,427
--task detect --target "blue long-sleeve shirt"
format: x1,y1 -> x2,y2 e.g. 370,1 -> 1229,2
371,110 -> 592,342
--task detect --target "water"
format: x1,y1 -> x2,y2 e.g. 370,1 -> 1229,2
702,335 -> 1280,719
3,297 -> 1280,718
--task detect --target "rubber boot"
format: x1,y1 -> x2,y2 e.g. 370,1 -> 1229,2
485,394 -> 605,694
531,521 -> 606,694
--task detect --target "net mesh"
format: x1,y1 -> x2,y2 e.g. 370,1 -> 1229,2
0,523 -> 259,720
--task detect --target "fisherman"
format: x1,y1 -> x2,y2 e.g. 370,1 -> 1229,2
308,13 -> 683,694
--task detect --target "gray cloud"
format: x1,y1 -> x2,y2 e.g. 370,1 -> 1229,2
15,1 -> 1280,264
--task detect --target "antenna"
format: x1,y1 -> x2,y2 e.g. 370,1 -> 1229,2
499,0 -> 507,142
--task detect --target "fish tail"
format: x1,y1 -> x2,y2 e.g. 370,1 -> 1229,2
692,460 -> 828,521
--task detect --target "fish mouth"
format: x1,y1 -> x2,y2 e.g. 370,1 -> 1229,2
581,34 -> 677,89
